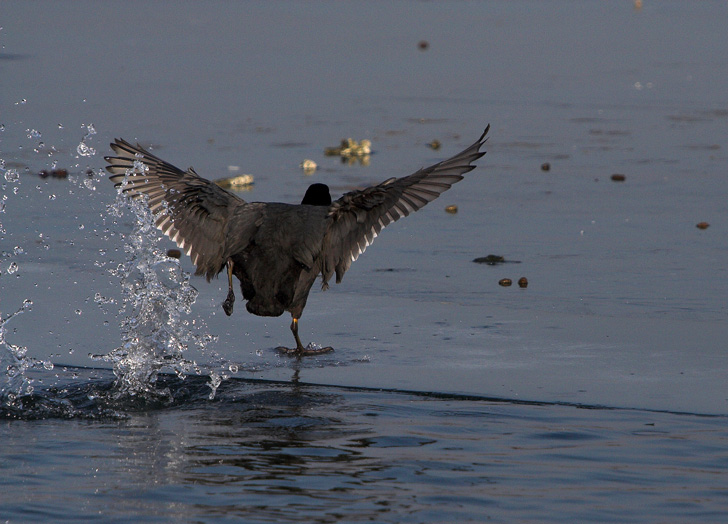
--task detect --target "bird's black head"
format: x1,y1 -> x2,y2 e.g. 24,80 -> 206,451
301,183 -> 332,206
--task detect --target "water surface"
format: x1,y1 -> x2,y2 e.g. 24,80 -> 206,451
1,1 -> 727,521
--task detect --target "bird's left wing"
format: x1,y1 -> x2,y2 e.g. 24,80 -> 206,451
320,125 -> 489,287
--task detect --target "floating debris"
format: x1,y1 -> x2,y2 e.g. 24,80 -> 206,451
324,138 -> 372,158
473,254 -> 521,265
167,249 -> 182,259
445,204 -> 458,214
518,277 -> 529,288
611,173 -> 626,182
418,40 -> 429,50
696,222 -> 710,230
541,162 -> 551,172
474,254 -> 504,265
428,139 -> 441,150
37,168 -> 68,179
214,174 -> 254,190
498,278 -> 513,287
300,159 -> 317,175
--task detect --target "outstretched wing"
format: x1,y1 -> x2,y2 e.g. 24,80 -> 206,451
320,125 -> 490,286
105,139 -> 245,280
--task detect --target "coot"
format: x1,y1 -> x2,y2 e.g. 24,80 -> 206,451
106,126 -> 489,354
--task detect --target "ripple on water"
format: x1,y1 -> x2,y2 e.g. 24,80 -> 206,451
1,370 -> 727,523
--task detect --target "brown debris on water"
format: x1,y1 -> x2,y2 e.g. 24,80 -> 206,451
696,222 -> 710,230
324,138 -> 372,166
611,174 -> 626,182
518,277 -> 529,288
473,255 -> 505,265
324,138 -> 371,158
541,162 -> 551,172
427,139 -> 441,150
445,205 -> 458,214
167,249 -> 181,259
300,159 -> 317,175
499,278 -> 513,287
473,255 -> 521,265
214,174 -> 254,190
37,168 -> 68,179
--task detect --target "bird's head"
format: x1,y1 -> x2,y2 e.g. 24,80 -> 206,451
301,183 -> 332,206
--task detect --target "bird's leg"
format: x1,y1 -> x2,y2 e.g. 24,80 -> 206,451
276,317 -> 334,356
222,258 -> 235,316
291,317 -> 305,352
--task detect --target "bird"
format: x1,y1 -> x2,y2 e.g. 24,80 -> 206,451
105,126 -> 489,355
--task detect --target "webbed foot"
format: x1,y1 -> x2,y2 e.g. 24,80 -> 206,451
222,288 -> 235,316
275,344 -> 335,357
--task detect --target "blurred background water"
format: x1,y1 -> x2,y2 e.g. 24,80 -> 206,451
1,1 -> 727,522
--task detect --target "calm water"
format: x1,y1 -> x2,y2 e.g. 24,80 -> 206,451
2,369 -> 728,523
2,1 -> 728,522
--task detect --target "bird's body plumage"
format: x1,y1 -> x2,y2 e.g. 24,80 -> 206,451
105,126 -> 489,353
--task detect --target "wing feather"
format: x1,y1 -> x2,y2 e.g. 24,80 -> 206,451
321,126 -> 489,286
105,138 -> 247,280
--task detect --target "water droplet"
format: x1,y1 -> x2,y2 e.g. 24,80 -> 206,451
4,169 -> 20,182
49,194 -> 56,200
13,246 -> 24,255
93,292 -> 114,306
255,349 -> 263,357
43,361 -> 54,370
78,224 -> 85,230
228,364 -> 239,373
7,261 -> 19,274
58,123 -> 64,129
76,142 -> 96,157
75,309 -> 82,315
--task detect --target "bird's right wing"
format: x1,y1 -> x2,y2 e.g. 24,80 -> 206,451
320,126 -> 489,287
105,139 -> 246,280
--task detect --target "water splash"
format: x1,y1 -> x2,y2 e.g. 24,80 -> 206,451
94,162 -> 219,399
1,135 -> 55,407
76,123 -> 96,157
0,299 -> 48,401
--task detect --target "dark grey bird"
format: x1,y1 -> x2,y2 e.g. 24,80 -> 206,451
105,126 -> 489,355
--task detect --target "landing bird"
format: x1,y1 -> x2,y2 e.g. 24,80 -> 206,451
105,126 -> 489,355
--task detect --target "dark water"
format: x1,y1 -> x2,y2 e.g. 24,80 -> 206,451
2,369 -> 727,523
2,1 -> 728,522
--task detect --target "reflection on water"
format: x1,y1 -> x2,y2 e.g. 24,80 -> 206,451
1,371 -> 726,523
